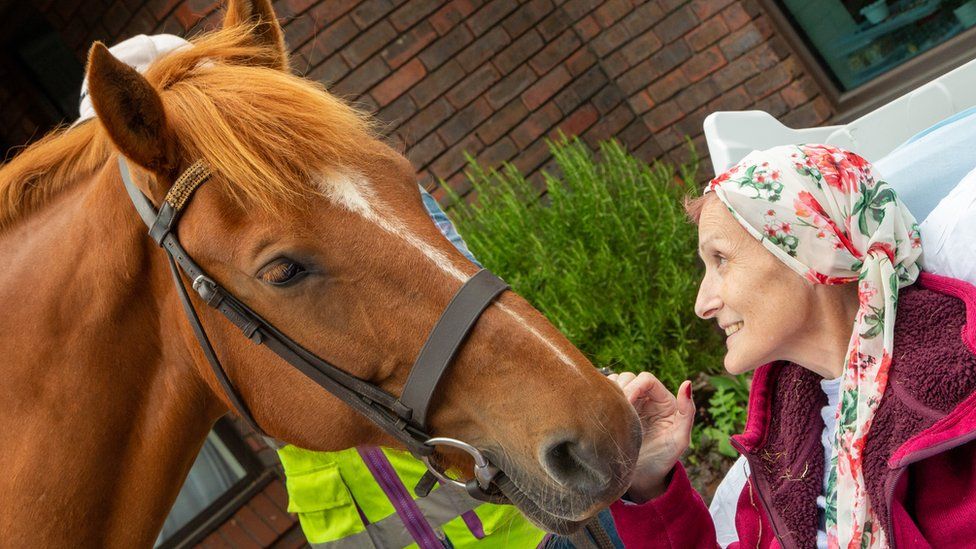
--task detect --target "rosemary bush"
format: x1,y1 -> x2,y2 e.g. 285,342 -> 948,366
445,138 -> 726,389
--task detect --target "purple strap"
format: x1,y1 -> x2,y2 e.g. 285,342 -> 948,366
358,447 -> 443,549
460,510 -> 485,539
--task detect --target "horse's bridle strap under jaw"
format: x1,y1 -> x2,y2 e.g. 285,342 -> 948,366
117,157 -> 510,495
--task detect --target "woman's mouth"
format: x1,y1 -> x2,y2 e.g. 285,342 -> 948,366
724,321 -> 743,336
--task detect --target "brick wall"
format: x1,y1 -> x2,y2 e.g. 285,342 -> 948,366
1,0 -> 835,546
8,0 -> 833,198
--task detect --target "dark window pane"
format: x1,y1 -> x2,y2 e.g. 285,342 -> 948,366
780,0 -> 974,91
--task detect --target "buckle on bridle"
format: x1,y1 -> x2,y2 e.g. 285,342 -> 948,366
191,275 -> 220,305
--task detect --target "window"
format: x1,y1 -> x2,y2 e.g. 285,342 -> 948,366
762,0 -> 976,118
155,419 -> 271,548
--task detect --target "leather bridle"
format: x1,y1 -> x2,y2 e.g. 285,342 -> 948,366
118,156 -> 510,501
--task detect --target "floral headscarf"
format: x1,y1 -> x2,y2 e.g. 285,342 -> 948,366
706,144 -> 922,548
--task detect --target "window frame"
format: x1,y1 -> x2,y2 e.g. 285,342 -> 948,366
156,418 -> 275,549
758,0 -> 976,121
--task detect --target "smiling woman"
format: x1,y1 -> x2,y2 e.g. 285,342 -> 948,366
611,144 -> 976,549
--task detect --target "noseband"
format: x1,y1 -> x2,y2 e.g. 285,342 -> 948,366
118,157 -> 508,501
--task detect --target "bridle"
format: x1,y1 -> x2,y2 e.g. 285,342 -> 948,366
117,156 -> 510,502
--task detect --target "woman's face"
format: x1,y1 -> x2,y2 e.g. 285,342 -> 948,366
694,196 -> 818,375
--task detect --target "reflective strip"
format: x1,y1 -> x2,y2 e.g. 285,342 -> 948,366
309,483 -> 480,548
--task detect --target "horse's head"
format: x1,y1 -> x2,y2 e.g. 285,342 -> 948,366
85,0 -> 640,532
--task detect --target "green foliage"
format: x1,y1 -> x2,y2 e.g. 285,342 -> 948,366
697,375 -> 750,458
444,137 -> 725,388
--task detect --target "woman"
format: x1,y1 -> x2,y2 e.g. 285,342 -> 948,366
611,144 -> 976,548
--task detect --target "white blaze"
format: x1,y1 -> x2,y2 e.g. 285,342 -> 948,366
319,171 -> 582,373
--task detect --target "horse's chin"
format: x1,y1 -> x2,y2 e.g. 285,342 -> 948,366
497,478 -> 588,535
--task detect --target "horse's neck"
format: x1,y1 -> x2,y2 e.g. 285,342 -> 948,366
0,165 -> 222,545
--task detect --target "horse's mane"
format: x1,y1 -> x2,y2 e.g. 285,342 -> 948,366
0,25 -> 375,229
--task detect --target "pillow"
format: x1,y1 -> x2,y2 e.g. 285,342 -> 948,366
873,106 -> 976,222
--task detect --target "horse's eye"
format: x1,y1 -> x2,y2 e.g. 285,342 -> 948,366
259,260 -> 307,286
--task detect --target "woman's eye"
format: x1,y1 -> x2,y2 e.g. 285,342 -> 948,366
260,261 -> 307,286
715,254 -> 728,267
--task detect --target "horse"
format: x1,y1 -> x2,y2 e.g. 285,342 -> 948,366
0,1 -> 641,545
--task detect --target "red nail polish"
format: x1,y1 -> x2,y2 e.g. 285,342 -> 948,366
685,384 -> 692,399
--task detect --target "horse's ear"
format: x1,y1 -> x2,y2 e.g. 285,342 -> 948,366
86,42 -> 178,182
224,0 -> 289,72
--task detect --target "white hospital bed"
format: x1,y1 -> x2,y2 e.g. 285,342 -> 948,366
701,56 -> 976,285
703,56 -> 976,172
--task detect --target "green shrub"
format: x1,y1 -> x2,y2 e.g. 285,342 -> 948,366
445,137 -> 726,389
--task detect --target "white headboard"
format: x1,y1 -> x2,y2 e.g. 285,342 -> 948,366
703,56 -> 976,173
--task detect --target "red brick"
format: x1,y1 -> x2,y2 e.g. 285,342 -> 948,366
408,133 -> 446,168
456,27 -> 512,72
687,15 -> 729,51
174,4 -> 203,29
744,60 -> 793,99
218,517 -> 262,549
782,97 -> 832,128
721,3 -> 753,31
712,53 -> 758,91
486,64 -> 536,109
372,58 -> 427,106
689,0 -> 736,21
308,54 -> 351,86
582,102 -> 633,144
341,21 -> 397,67
676,80 -> 721,111
351,0 -> 396,29
558,104 -> 599,137
430,133 -> 483,178
593,0 -> 632,28
476,101 -> 529,144
512,138 -> 553,176
439,98 -> 493,143
537,8 -> 573,40
400,98 -> 456,143
389,0 -> 441,32
753,92 -> 789,118
305,16 -> 359,66
248,493 -> 295,535
718,23 -> 763,61
706,83 -> 751,112
199,531 -> 232,549
430,0 -> 480,35
591,23 -> 629,57
628,90 -> 655,114
780,76 -> 820,109
619,31 -> 663,67
446,65 -> 501,108
419,25 -> 474,70
381,21 -> 437,69
409,60 -> 465,107
565,48 -> 597,77
149,0 -> 180,19
643,101 -> 684,132
621,2 -> 666,36
477,137 -> 519,167
654,6 -> 699,44
648,69 -> 689,103
617,40 -> 691,95
502,0 -> 555,37
573,15 -> 601,41
494,29 -> 545,74
529,29 -> 582,75
682,45 -> 728,83
263,480 -> 290,513
235,504 -> 279,545
332,56 -> 390,98
521,66 -> 572,110
275,0 -> 322,18
591,82 -> 626,114
468,0 -> 520,36
511,103 -> 562,148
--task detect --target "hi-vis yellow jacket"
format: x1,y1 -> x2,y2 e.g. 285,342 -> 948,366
279,445 -> 547,548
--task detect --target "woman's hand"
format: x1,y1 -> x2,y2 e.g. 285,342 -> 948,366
609,372 -> 695,503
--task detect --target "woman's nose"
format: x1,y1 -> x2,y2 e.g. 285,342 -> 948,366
695,277 -> 721,319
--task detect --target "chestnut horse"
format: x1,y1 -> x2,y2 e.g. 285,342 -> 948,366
0,1 -> 640,545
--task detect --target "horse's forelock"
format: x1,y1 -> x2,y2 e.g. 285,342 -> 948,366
148,25 -> 379,218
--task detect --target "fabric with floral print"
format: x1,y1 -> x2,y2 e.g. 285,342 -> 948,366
706,144 -> 921,549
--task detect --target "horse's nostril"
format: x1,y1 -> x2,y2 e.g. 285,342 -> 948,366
541,438 -> 611,492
